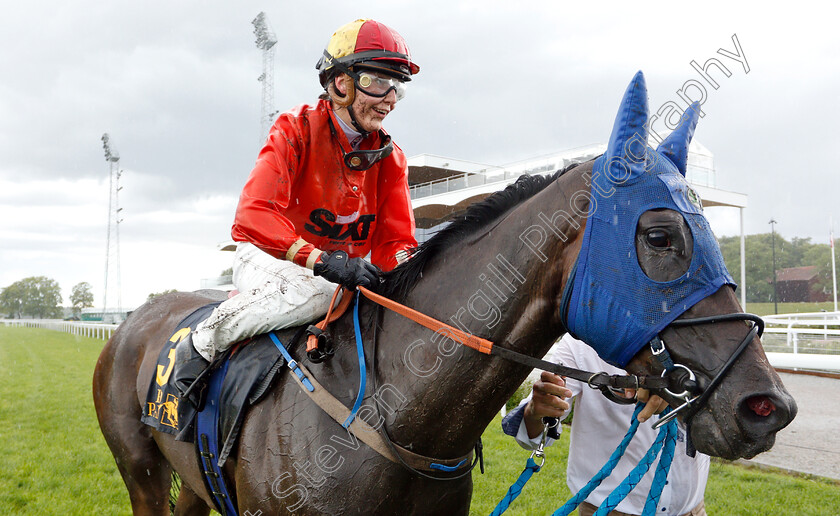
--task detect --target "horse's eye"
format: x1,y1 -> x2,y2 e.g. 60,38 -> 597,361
646,229 -> 671,249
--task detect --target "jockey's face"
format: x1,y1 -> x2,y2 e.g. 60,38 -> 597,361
336,73 -> 398,134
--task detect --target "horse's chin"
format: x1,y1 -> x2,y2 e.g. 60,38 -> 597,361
687,410 -> 777,460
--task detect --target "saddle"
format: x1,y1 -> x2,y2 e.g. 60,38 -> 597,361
141,303 -> 299,458
142,303 -> 309,515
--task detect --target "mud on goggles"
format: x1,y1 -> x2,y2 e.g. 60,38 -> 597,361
351,71 -> 407,101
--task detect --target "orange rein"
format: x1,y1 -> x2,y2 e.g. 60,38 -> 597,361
305,287 -> 355,353
357,286 -> 494,355
307,285 -> 495,356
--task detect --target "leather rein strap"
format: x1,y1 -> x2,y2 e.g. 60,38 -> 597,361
285,356 -> 475,474
356,286 -> 670,392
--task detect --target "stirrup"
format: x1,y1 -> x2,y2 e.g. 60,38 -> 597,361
173,335 -> 212,409
180,364 -> 212,409
305,325 -> 334,363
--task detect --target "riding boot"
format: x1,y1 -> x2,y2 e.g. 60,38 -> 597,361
172,332 -> 211,409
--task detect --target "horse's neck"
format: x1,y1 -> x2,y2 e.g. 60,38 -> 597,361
375,172 -> 587,457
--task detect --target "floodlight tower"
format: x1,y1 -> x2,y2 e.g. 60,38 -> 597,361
101,133 -> 123,323
252,12 -> 278,142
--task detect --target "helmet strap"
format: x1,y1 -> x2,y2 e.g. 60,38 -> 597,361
346,104 -> 370,138
328,74 -> 371,137
328,75 -> 355,108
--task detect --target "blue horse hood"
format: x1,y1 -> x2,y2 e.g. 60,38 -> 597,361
563,72 -> 735,368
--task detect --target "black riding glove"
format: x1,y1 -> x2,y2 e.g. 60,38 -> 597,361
313,251 -> 381,290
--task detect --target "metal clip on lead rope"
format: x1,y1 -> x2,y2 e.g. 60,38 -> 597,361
529,421 -> 553,468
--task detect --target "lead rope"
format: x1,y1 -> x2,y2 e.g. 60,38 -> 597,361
591,410 -> 677,516
552,404 -> 677,516
491,404 -> 677,516
549,404 -> 644,516
489,420 -> 552,516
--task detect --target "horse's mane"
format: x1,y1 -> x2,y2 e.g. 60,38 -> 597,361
381,161 -> 585,301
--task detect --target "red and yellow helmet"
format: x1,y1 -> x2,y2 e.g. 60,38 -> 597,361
317,19 -> 420,87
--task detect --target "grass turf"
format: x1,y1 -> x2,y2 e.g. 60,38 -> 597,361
1,326 -> 838,515
0,326 -> 130,514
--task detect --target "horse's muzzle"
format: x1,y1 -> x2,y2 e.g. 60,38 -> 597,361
736,390 -> 798,446
689,387 -> 798,460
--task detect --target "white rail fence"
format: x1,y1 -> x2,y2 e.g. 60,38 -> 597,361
761,311 -> 840,372
1,319 -> 120,340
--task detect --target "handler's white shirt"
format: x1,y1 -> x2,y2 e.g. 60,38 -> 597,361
512,334 -> 709,516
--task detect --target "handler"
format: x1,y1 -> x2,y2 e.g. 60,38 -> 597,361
174,19 -> 419,401
503,334 -> 709,516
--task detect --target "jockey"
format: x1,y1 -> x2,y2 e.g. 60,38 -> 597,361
173,19 -> 419,402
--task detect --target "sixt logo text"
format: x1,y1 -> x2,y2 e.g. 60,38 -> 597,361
304,209 -> 375,241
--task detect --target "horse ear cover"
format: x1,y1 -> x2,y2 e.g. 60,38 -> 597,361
563,73 -> 735,368
656,102 -> 701,176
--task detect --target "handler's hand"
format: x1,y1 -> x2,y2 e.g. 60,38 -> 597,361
523,371 -> 573,439
632,388 -> 669,423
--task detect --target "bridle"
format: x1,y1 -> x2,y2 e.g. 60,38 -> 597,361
648,312 -> 764,429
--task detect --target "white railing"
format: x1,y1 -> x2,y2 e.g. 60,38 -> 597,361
409,162 -> 564,200
762,312 -> 840,371
0,319 -> 120,340
763,311 -> 840,326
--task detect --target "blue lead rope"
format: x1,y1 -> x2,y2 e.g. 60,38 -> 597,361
489,457 -> 542,516
593,410 -> 676,516
641,419 -> 677,515
342,290 -> 367,428
490,404 -> 678,516
551,404 -> 645,516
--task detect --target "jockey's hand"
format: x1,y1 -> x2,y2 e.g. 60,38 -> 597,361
523,371 -> 573,439
313,251 -> 381,290
629,388 -> 669,423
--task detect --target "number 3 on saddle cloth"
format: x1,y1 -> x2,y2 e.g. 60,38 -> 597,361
141,302 -> 301,515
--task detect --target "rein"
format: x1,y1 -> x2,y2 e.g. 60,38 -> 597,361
356,287 -> 765,425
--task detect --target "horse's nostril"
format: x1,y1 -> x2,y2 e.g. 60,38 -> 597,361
747,395 -> 776,417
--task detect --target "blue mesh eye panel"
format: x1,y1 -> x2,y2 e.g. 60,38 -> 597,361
565,153 -> 735,368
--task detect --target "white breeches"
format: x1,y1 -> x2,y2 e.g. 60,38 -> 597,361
192,242 -> 337,360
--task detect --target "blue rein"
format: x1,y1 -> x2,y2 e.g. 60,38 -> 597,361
343,290 -> 367,428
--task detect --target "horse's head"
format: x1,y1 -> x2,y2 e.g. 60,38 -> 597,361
563,71 -> 796,459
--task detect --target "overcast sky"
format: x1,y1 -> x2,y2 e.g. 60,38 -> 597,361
1,1 -> 837,309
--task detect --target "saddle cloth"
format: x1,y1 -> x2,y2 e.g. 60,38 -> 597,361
141,302 -> 298,464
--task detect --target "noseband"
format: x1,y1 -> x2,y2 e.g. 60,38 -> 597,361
649,312 -> 764,429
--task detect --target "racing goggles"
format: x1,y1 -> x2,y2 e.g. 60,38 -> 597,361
344,133 -> 394,170
353,71 -> 407,101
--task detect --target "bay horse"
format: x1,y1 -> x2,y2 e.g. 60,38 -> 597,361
94,72 -> 796,515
